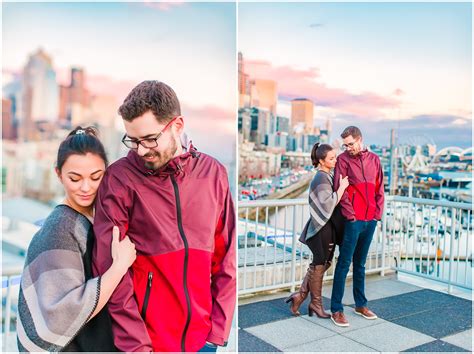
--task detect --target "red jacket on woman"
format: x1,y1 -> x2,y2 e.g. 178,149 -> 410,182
333,149 -> 384,222
92,144 -> 236,352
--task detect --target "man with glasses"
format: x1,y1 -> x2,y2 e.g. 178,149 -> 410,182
330,126 -> 384,327
92,81 -> 236,352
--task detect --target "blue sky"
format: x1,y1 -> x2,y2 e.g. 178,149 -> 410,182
3,1 -> 236,162
239,1 -> 472,148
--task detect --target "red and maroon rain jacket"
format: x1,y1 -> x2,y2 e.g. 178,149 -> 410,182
333,149 -> 385,221
92,143 -> 236,352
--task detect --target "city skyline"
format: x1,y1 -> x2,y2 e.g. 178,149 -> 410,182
239,2 -> 472,148
3,1 -> 236,163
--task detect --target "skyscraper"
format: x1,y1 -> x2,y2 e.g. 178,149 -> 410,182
238,52 -> 251,108
58,67 -> 90,127
250,79 -> 277,116
21,48 -> 59,140
2,98 -> 17,140
291,98 -> 314,134
249,106 -> 271,146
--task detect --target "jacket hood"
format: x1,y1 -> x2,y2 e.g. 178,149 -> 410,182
126,132 -> 200,177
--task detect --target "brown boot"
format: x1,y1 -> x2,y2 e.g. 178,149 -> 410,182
324,260 -> 332,272
308,265 -> 331,318
285,266 -> 312,316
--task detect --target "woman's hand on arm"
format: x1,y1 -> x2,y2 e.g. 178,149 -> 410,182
90,226 -> 136,319
336,175 -> 349,203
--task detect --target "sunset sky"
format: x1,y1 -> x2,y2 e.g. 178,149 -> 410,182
239,1 -> 472,148
3,1 -> 236,163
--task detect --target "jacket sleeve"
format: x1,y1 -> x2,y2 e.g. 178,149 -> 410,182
334,157 -> 356,221
92,170 -> 153,352
206,173 -> 236,346
374,156 -> 385,220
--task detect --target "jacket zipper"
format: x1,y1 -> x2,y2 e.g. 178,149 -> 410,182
360,156 -> 369,220
141,272 -> 153,321
170,174 -> 192,352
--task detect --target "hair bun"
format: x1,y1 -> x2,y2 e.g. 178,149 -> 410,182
67,126 -> 99,138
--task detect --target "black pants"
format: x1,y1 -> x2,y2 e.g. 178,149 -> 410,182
306,220 -> 336,266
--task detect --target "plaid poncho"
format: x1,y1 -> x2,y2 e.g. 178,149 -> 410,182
300,170 -> 338,243
16,205 -> 101,352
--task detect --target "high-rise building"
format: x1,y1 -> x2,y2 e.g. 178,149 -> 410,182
319,130 -> 329,144
249,107 -> 271,146
276,116 -> 290,134
238,107 -> 251,141
326,118 -> 332,142
300,134 -> 320,153
70,67 -> 89,106
250,79 -> 277,116
59,67 -> 91,127
266,131 -> 288,151
2,98 -> 17,140
21,48 -> 59,140
291,98 -> 314,134
238,52 -> 251,108
3,78 -> 21,139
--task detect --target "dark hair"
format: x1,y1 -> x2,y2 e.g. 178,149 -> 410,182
118,80 -> 181,123
56,126 -> 108,172
341,126 -> 362,139
311,143 -> 334,167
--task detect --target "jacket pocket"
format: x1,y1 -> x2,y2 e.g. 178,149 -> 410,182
141,271 -> 153,321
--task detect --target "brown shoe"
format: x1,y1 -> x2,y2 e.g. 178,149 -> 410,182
331,311 -> 350,327
354,307 -> 378,320
285,267 -> 312,316
307,265 -> 330,318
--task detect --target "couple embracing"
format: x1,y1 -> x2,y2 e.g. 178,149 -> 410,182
286,126 -> 385,327
17,81 -> 236,352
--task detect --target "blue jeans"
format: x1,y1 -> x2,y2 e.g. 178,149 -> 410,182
330,220 -> 377,313
198,343 -> 218,352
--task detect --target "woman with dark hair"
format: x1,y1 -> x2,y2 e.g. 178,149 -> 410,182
17,127 -> 136,352
285,143 -> 349,318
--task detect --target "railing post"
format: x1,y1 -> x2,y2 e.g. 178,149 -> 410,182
381,200 -> 387,276
290,205 -> 298,292
448,207 -> 456,294
4,276 -> 12,351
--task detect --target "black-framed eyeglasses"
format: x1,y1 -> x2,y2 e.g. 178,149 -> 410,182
121,116 -> 180,150
342,139 -> 359,150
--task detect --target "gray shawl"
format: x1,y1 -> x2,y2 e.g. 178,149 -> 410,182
16,205 -> 100,352
299,170 -> 338,243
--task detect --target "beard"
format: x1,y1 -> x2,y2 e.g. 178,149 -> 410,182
143,138 -> 178,170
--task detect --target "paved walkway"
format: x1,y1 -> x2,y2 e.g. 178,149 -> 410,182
239,275 -> 472,352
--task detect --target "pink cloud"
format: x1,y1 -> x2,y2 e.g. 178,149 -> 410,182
179,104 -> 235,162
245,59 -> 401,118
85,74 -> 136,102
142,1 -> 185,11
182,104 -> 235,135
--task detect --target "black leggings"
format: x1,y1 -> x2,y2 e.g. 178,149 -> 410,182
306,220 -> 336,266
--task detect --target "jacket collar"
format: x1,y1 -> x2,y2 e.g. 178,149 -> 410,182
127,133 -> 200,177
345,147 -> 369,159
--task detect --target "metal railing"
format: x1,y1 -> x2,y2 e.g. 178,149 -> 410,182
2,266 -> 22,351
2,195 -> 472,345
384,196 -> 472,292
238,196 -> 472,296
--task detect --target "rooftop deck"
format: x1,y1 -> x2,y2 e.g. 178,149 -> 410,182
238,274 -> 472,352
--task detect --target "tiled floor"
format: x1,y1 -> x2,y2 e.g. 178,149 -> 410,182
239,277 -> 472,352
